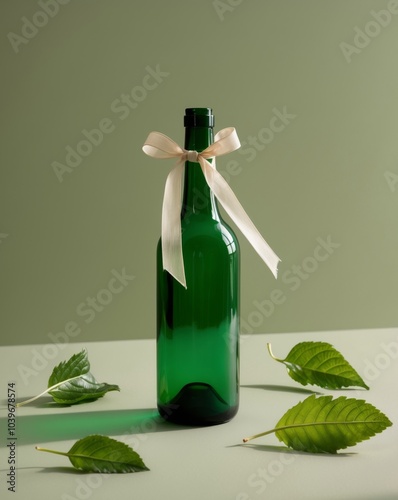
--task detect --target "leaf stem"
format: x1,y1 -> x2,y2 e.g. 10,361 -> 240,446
243,427 -> 277,443
266,343 -> 284,363
243,420 -> 381,443
16,375 -> 83,407
35,446 -> 70,458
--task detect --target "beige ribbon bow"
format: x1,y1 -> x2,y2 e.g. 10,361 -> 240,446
142,127 -> 280,288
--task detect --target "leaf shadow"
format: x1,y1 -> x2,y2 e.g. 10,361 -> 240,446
13,395 -> 104,409
15,395 -> 54,407
241,384 -> 322,395
0,465 -> 79,475
34,465 -> 148,475
236,443 -> 357,457
37,466 -> 82,475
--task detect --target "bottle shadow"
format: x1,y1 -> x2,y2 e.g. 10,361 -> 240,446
0,407 -> 191,448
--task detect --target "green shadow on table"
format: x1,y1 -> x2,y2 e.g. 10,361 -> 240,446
0,406 -> 189,447
241,384 -> 322,395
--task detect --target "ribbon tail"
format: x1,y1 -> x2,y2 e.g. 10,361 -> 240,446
200,159 -> 281,279
161,163 -> 187,288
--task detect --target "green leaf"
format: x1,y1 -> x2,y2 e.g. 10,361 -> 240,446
36,435 -> 149,473
267,341 -> 369,390
17,349 -> 119,407
48,349 -> 119,404
243,394 -> 392,453
48,349 -> 90,385
48,371 -> 120,404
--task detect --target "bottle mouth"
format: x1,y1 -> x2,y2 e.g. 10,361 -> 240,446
184,108 -> 214,127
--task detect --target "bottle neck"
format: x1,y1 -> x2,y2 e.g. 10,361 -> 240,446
181,126 -> 219,220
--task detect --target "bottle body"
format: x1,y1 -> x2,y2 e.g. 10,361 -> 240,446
156,108 -> 240,425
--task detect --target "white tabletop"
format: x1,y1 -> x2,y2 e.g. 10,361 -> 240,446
1,328 -> 397,500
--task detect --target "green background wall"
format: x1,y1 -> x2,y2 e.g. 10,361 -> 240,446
1,0 -> 397,346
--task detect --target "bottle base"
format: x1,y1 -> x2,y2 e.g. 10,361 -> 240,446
158,382 -> 238,426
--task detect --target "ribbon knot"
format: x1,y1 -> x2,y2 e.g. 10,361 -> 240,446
186,150 -> 199,163
143,127 -> 280,288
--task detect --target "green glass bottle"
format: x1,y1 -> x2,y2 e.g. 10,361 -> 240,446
157,108 -> 240,426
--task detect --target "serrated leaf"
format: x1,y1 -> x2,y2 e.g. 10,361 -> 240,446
36,435 -> 149,473
47,349 -> 119,404
48,371 -> 120,404
48,349 -> 90,386
17,349 -> 119,407
243,394 -> 392,453
267,341 -> 369,390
